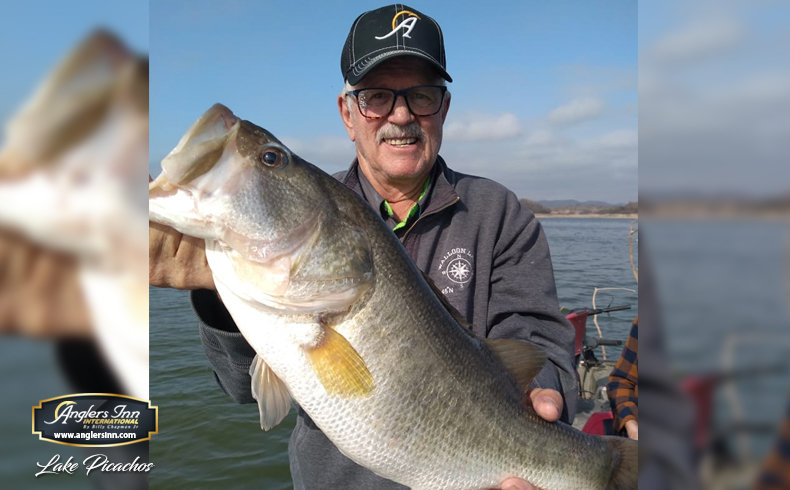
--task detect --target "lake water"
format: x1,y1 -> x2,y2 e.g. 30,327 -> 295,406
146,217 -> 640,489
642,218 -> 790,464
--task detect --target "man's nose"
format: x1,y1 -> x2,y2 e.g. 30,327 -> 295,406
388,94 -> 415,123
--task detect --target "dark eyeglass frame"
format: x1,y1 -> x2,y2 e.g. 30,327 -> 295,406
345,85 -> 448,120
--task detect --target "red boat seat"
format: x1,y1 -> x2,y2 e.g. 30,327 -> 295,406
581,411 -> 614,435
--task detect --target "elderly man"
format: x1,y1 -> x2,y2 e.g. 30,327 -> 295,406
150,4 -> 576,489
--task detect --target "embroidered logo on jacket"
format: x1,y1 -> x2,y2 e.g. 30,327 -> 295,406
437,247 -> 474,294
375,10 -> 421,40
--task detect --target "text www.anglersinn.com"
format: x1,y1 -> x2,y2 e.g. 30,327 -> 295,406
53,432 -> 136,441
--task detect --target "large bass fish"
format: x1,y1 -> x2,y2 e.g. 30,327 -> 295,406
149,104 -> 637,490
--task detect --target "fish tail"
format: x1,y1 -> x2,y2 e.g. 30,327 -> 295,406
602,435 -> 638,490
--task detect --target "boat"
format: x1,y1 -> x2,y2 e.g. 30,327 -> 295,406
565,305 -> 631,435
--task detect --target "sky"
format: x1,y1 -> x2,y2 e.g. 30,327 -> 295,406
638,0 -> 790,199
0,2 -> 149,111
0,0 -> 637,204
2,2 -> 787,204
148,0 -> 638,203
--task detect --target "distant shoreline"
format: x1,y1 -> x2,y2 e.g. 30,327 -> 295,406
535,213 -> 638,219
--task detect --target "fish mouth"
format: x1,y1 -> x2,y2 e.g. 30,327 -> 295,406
175,103 -> 239,149
149,104 -> 245,237
150,103 -> 240,192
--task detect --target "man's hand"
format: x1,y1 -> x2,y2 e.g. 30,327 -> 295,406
0,229 -> 92,337
149,221 -> 214,290
624,419 -> 638,440
493,388 -> 564,489
528,387 -> 563,422
498,478 -> 535,490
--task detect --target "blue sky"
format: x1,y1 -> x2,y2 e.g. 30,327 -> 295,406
1,1 -> 637,203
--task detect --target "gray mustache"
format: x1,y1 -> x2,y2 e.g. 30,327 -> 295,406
376,123 -> 424,144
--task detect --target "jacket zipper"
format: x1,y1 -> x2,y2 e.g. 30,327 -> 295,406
401,195 -> 460,240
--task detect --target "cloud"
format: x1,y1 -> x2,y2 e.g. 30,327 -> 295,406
280,135 -> 355,174
439,126 -> 638,202
444,113 -> 522,141
640,70 -> 790,195
646,17 -> 745,66
524,129 -> 561,148
546,97 -> 605,126
639,5 -> 790,197
521,128 -> 636,171
597,129 -> 638,150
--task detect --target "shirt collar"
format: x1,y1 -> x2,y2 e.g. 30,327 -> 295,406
355,166 -> 432,232
341,156 -> 460,226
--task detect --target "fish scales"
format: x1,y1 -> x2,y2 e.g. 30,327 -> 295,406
149,104 -> 637,490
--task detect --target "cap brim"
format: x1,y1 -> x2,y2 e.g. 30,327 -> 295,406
346,50 -> 452,86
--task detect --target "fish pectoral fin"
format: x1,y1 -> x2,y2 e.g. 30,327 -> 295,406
484,339 -> 547,391
249,354 -> 292,431
305,328 -> 374,397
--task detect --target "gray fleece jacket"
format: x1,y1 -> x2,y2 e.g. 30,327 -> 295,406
193,156 -> 577,490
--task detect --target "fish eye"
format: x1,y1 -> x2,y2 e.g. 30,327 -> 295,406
259,148 -> 287,168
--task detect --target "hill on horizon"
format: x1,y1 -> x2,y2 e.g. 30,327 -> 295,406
538,199 -> 623,208
520,198 -> 637,215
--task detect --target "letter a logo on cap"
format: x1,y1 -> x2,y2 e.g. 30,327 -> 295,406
375,10 -> 421,40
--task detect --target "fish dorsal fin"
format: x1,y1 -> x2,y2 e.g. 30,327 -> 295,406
249,354 -> 292,431
484,339 -> 547,391
305,327 -> 375,397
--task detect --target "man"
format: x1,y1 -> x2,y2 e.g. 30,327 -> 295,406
150,5 -> 576,489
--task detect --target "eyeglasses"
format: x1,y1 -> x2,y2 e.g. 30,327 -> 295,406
345,85 -> 448,120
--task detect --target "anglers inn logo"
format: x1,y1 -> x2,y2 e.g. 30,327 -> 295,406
375,10 -> 421,40
33,394 -> 158,447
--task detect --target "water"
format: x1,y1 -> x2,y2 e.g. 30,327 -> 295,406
149,289 -> 293,489
542,218 -> 639,343
0,338 -> 87,489
147,217 -> 640,488
643,219 -> 790,462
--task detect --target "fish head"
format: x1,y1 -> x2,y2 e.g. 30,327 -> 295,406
150,104 -> 374,313
150,103 -> 325,247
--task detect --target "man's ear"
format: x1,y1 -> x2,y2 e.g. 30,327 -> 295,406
338,94 -> 356,142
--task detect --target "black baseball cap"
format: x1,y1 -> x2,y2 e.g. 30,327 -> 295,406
341,4 -> 452,85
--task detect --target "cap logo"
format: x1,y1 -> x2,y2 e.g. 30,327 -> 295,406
374,10 -> 421,40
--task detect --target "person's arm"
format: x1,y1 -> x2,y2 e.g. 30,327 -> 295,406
149,220 -> 256,402
192,288 -> 257,403
753,397 -> 790,489
607,320 -> 638,439
0,228 -> 91,337
485,199 -> 578,423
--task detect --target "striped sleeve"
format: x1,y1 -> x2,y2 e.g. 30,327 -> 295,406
754,399 -> 790,489
606,319 -> 638,433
